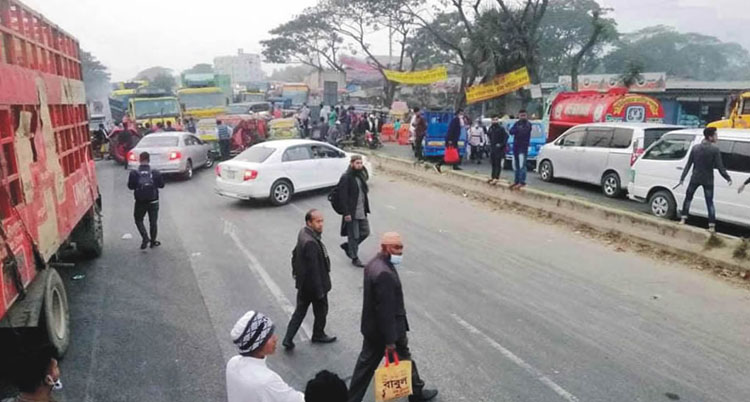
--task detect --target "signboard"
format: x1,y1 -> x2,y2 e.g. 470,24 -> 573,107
465,67 -> 531,104
383,66 -> 448,85
558,73 -> 667,93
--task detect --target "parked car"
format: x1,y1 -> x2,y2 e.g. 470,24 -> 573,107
628,128 -> 750,226
537,123 -> 684,197
214,139 -> 373,206
226,102 -> 272,117
127,132 -> 214,179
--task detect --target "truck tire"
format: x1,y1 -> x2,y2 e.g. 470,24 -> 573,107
73,204 -> 103,258
42,269 -> 70,358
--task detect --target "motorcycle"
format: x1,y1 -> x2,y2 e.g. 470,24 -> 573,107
365,130 -> 383,149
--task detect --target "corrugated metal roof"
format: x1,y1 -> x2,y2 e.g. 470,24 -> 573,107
665,81 -> 750,90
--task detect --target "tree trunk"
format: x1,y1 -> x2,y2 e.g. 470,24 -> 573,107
571,64 -> 579,92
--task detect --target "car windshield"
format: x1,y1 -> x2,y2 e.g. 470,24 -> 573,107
179,93 -> 225,110
226,105 -> 250,114
234,146 -> 275,163
134,99 -> 181,118
138,136 -> 179,147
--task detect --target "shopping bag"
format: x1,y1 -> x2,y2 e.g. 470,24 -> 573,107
374,349 -> 412,401
444,146 -> 459,164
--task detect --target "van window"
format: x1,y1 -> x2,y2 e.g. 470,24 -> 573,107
642,134 -> 694,160
583,128 -> 613,148
611,128 -> 634,148
561,129 -> 585,147
727,141 -> 750,173
643,128 -> 676,148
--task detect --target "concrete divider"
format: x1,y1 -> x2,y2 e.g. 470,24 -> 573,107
362,150 -> 749,273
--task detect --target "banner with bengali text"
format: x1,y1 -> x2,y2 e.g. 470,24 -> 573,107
465,67 -> 531,104
383,66 -> 448,85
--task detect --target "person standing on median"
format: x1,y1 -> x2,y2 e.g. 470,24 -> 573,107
337,155 -> 370,268
509,109 -> 532,190
282,209 -> 337,350
127,152 -> 165,250
487,115 -> 509,184
347,232 -> 438,402
412,108 -> 428,162
677,127 -> 732,233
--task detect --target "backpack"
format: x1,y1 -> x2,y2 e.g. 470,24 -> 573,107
134,169 -> 158,202
328,177 -> 346,215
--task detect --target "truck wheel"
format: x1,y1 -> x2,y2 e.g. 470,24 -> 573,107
42,269 -> 70,358
73,204 -> 103,258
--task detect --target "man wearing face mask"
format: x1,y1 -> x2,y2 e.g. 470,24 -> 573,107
347,232 -> 438,402
4,345 -> 62,402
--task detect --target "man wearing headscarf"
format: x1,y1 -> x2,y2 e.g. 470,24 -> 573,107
226,311 -> 304,402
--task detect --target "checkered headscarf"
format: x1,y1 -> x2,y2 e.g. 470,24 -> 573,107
231,311 -> 275,356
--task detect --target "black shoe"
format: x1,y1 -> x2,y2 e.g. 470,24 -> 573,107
311,335 -> 337,344
409,389 -> 438,401
352,258 -> 365,268
140,240 -> 149,250
340,243 -> 350,257
282,339 -> 295,350
150,240 -> 161,248
434,164 -> 441,173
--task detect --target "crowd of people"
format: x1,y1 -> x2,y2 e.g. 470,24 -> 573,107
295,103 -> 387,148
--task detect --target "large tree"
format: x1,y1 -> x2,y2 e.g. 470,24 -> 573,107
151,73 -> 177,93
135,66 -> 173,82
183,63 -> 214,74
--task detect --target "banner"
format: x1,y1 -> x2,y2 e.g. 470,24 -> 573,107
383,66 -> 448,85
558,73 -> 667,93
465,67 -> 531,104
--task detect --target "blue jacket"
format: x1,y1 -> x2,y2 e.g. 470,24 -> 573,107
510,119 -> 532,154
445,116 -> 461,146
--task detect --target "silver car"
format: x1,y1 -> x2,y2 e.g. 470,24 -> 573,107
127,132 -> 214,179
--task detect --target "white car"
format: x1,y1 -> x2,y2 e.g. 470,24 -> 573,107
628,128 -> 750,226
215,139 -> 373,205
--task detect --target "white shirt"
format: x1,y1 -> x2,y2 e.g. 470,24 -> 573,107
226,355 -> 304,402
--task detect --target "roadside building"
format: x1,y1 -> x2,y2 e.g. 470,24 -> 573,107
214,49 -> 264,86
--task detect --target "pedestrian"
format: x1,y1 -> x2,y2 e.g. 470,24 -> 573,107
127,152 -> 165,250
329,107 -> 338,127
282,209 -> 337,350
394,118 -> 402,132
469,118 -> 486,165
677,127 -> 732,233
509,109 -> 532,189
304,370 -> 348,402
434,109 -> 464,173
217,119 -> 232,160
186,117 -> 197,134
348,232 -> 438,402
337,155 -> 370,268
118,123 -> 138,169
3,345 -> 62,402
487,116 -> 509,184
156,122 -> 165,132
226,311 -> 305,402
317,117 -> 329,142
413,108 -> 427,161
299,103 -> 311,138
164,120 -> 176,131
328,121 -> 342,146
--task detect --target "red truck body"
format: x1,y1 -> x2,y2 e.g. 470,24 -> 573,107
0,0 -> 99,356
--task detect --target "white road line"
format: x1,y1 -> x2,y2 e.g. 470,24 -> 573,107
289,202 -> 305,214
451,314 -> 579,402
224,219 -> 312,340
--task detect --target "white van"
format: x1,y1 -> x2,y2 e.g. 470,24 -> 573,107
537,123 -> 684,197
628,129 -> 750,226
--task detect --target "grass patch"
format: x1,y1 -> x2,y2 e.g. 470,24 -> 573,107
733,238 -> 749,260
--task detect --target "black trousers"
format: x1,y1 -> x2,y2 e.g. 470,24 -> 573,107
491,151 -> 504,179
284,293 -> 328,341
414,137 -> 424,160
134,201 -> 159,242
348,334 -> 425,402
219,139 -> 231,159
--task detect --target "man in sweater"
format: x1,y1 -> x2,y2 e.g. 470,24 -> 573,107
509,109 -> 532,189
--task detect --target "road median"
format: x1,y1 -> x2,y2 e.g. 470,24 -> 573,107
361,150 -> 749,276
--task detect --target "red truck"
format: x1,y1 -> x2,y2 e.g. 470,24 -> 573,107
0,0 -> 102,358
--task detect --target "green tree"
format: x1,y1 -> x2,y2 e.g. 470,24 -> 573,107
618,60 -> 644,89
135,66 -> 173,82
183,63 -> 214,74
151,73 -> 177,93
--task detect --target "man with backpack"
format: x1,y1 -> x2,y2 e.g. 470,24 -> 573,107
331,155 -> 370,268
127,152 -> 165,250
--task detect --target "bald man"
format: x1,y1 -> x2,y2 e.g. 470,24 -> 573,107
347,233 -> 438,402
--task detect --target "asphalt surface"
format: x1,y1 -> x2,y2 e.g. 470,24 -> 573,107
48,160 -> 750,402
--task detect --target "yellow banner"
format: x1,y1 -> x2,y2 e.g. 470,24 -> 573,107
383,66 -> 448,85
466,67 -> 531,104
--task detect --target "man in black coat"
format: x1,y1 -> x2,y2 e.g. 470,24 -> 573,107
337,155 -> 370,268
283,209 -> 337,350
127,152 -> 165,250
487,116 -> 509,184
434,109 -> 464,173
347,232 -> 437,402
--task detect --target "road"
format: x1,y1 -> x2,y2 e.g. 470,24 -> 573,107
54,160 -> 750,402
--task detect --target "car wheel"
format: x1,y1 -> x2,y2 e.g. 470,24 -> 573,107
649,190 -> 677,219
205,152 -> 214,168
601,172 -> 622,198
183,160 -> 193,180
270,179 -> 293,206
539,160 -> 554,182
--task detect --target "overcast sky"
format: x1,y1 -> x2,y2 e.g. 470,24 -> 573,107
23,0 -> 750,82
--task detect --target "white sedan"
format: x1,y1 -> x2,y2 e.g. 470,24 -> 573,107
214,139 -> 373,206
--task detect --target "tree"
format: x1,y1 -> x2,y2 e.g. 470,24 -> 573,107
151,73 -> 177,93
619,60 -> 644,89
183,63 -> 214,74
568,7 -> 616,90
135,66 -> 173,82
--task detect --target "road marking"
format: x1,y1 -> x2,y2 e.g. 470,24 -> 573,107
451,314 -> 579,402
289,202 -> 305,214
223,219 -> 312,340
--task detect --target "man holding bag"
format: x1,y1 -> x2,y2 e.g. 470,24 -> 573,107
347,232 -> 438,402
434,110 -> 463,173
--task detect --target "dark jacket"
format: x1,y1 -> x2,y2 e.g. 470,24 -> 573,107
360,253 -> 409,345
127,165 -> 164,200
445,116 -> 461,147
488,123 -> 508,154
680,140 -> 731,186
414,114 -> 427,139
291,227 -> 331,300
510,119 -> 532,154
338,167 -> 370,217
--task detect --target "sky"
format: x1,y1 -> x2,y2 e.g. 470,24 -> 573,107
22,0 -> 750,82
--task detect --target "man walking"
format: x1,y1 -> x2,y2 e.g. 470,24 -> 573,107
217,119 -> 232,160
282,209 -> 337,350
487,116 -> 508,184
348,232 -> 438,402
678,127 -> 732,233
127,152 -> 165,250
509,109 -> 532,189
337,155 -> 370,268
412,108 -> 427,161
434,109 -> 464,173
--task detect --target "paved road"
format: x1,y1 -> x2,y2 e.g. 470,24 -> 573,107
54,161 -> 750,402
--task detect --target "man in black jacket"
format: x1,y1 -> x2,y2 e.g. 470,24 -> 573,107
678,127 -> 732,233
347,232 -> 437,402
434,109 -> 464,173
283,209 -> 336,349
127,152 -> 165,250
337,155 -> 370,268
487,116 -> 509,184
